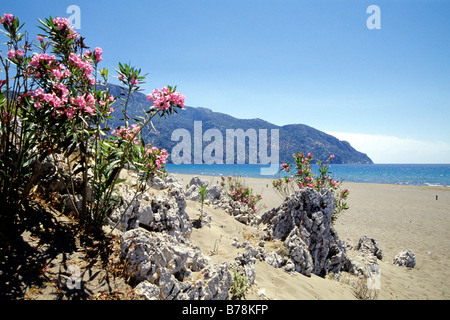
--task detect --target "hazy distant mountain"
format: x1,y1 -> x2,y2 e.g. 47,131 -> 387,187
106,84 -> 373,165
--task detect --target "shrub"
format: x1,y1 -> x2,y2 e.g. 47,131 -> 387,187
0,13 -> 185,233
273,152 -> 349,223
230,265 -> 248,300
220,175 -> 263,214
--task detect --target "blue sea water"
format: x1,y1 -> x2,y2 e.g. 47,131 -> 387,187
165,163 -> 450,187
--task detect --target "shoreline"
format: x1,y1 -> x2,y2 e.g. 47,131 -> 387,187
165,164 -> 450,188
172,172 -> 450,191
173,172 -> 450,299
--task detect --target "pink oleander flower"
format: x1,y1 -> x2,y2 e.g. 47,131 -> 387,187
53,17 -> 70,30
7,49 -> 15,59
147,87 -> 185,110
307,152 -> 313,158
131,78 -> 138,86
69,53 -> 94,80
143,144 -> 168,170
112,124 -> 141,144
281,163 -> 289,171
1,13 -> 14,25
94,47 -> 103,63
53,17 -> 79,39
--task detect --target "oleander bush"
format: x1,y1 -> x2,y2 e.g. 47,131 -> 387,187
273,152 -> 349,223
0,13 -> 185,232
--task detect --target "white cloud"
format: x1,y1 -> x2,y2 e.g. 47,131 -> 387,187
328,132 -> 450,164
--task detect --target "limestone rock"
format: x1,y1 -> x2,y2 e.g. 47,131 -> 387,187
355,235 -> 383,261
135,280 -> 160,300
108,184 -> 191,240
120,228 -> 209,283
284,228 -> 314,276
258,188 -> 350,276
393,249 -> 416,268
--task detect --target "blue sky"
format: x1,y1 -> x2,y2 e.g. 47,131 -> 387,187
2,0 -> 450,163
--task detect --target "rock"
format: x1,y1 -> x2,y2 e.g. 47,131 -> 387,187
185,185 -> 200,201
135,280 -> 160,300
393,249 -> 416,268
207,185 -> 223,202
265,251 -> 285,269
355,235 -> 383,261
108,185 -> 191,240
258,188 -> 350,276
284,260 -> 295,272
120,228 -> 209,283
188,176 -> 208,188
151,176 -> 166,190
284,228 -> 313,276
201,262 -> 233,300
164,174 -> 182,189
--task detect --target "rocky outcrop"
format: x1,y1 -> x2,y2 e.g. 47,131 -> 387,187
108,177 -> 191,241
393,249 -> 416,268
120,228 -> 233,300
355,236 -> 383,261
345,235 -> 384,276
258,188 -> 350,277
114,174 -> 236,300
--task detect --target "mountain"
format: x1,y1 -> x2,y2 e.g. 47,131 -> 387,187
106,84 -> 373,165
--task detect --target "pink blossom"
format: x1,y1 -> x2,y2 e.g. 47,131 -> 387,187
53,17 -> 79,39
7,49 -> 15,59
53,17 -> 70,30
68,53 -> 94,80
6,49 -> 24,59
1,13 -> 14,25
147,86 -> 185,110
94,47 -> 103,63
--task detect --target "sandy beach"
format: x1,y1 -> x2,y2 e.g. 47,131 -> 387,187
174,173 -> 450,300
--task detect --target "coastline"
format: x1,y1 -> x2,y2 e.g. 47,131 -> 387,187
174,172 -> 450,299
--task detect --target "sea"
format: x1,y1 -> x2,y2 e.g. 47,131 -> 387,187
165,163 -> 450,187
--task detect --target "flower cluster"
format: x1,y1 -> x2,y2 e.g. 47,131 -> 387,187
69,53 -> 95,84
280,152 -> 341,189
111,124 -> 141,144
221,176 -> 263,213
147,86 -> 185,111
0,13 -> 14,26
27,84 -> 98,120
70,93 -> 96,116
84,47 -> 103,64
7,49 -> 25,60
274,152 -> 349,223
143,144 -> 168,171
53,17 -> 79,39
